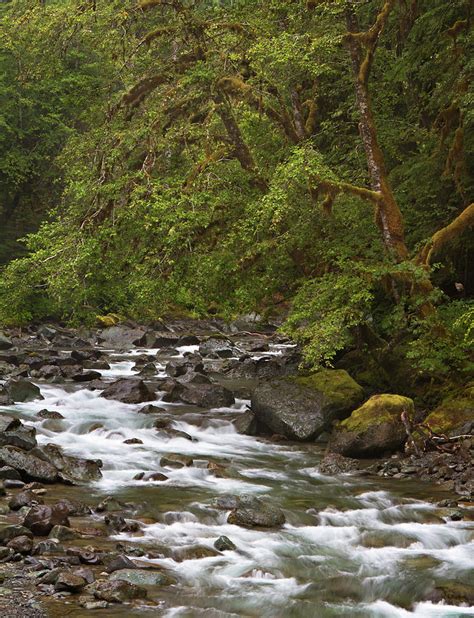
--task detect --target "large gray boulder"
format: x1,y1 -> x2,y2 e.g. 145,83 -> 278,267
0,379 -> 43,405
0,416 -> 37,450
100,378 -> 155,404
0,445 -> 58,482
162,381 -> 234,408
32,443 -> 102,484
98,326 -> 146,349
251,370 -> 364,441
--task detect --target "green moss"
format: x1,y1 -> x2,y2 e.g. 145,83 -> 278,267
423,388 -> 473,434
294,369 -> 363,407
341,394 -> 414,432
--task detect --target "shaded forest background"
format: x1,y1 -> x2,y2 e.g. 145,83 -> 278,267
0,0 -> 473,383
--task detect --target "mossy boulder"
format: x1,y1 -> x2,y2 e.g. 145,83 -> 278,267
328,394 -> 414,457
420,387 -> 473,437
251,369 -> 363,441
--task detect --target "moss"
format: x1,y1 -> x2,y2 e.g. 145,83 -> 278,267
294,369 -> 363,409
422,388 -> 473,435
340,394 -> 414,432
96,313 -> 122,327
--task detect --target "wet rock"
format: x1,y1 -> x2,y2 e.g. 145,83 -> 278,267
67,547 -> 102,565
328,394 -> 415,457
104,555 -> 138,574
0,466 -> 21,481
23,503 -> 71,535
138,404 -> 166,415
0,547 -> 15,562
232,410 -> 258,436
33,443 -> 102,484
0,525 -> 33,544
92,579 -> 148,603
36,409 -> 64,420
156,428 -> 193,441
173,545 -> 220,561
214,536 -> 236,551
3,478 -> 25,488
227,504 -> 286,528
32,539 -> 64,555
199,337 -> 236,358
100,378 -> 155,404
423,581 -> 474,605
0,416 -> 37,451
318,453 -> 360,475
71,370 -> 102,382
418,386 -> 474,439
111,568 -> 177,586
74,567 -> 95,584
162,381 -> 234,408
143,472 -> 168,482
9,490 -> 43,511
0,378 -> 43,404
0,446 -> 58,483
95,496 -> 127,512
49,525 -> 80,541
55,571 -> 87,592
123,438 -> 143,445
6,535 -> 33,554
54,498 -> 91,516
160,454 -> 193,468
211,494 -> 262,511
99,326 -> 147,349
104,514 -> 139,534
251,370 -> 364,441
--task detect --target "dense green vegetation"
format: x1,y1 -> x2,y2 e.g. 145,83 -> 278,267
0,0 -> 473,379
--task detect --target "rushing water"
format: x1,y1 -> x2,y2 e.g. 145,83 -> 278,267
2,343 -> 474,617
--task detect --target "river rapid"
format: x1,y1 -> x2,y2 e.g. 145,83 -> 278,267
2,339 -> 474,618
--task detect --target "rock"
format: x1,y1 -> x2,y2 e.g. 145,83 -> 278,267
173,545 -> 220,561
33,443 -> 102,484
110,568 -> 176,586
123,438 -> 143,445
214,536 -> 236,551
104,555 -> 138,574
423,582 -> 474,605
0,525 -> 33,544
251,370 -> 364,441
0,415 -> 37,451
199,337 -> 236,358
143,472 -> 168,482
104,514 -> 139,534
37,409 -> 64,420
0,333 -> 13,350
49,525 -> 80,541
138,404 -> 166,415
55,571 -> 87,592
92,579 -> 148,603
0,378 -> 43,404
23,503 -> 71,535
3,478 -> 25,488
98,326 -> 146,349
160,454 -> 193,468
95,496 -> 127,512
72,370 -> 102,382
0,446 -> 58,483
328,394 -> 415,457
318,452 -> 360,475
100,378 -> 155,404
228,503 -> 285,528
6,535 -> 33,554
0,547 -> 15,562
211,494 -> 263,511
32,539 -> 64,555
9,490 -> 43,511
0,466 -> 21,481
419,387 -> 474,439
162,381 -> 234,408
232,410 -> 258,435
67,547 -> 102,565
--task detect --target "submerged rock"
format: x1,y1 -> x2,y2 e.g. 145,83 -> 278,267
100,378 -> 155,404
251,370 -> 363,441
0,333 -> 13,350
328,394 -> 415,457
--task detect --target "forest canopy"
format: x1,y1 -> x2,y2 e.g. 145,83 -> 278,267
0,0 -> 473,380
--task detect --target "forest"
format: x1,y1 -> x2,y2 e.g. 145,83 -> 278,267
0,1 -> 473,616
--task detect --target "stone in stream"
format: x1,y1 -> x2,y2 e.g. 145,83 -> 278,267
162,380 -> 235,408
0,415 -> 37,451
328,394 -> 415,457
0,378 -> 43,405
143,472 -> 168,482
9,490 -> 43,511
23,503 -> 71,535
173,545 -> 220,561
0,333 -> 13,350
54,571 -> 87,592
92,579 -> 148,603
123,438 -> 143,445
6,534 -> 33,554
32,539 -> 64,555
36,409 -> 64,420
32,443 -> 102,484
227,505 -> 286,529
110,568 -> 176,586
318,452 -> 360,475
160,454 -> 193,469
138,404 -> 166,415
49,525 -> 80,541
100,378 -> 155,404
0,466 -> 21,481
71,370 -> 102,382
199,337 -> 237,358
98,325 -> 147,349
103,554 -> 138,574
0,446 -> 58,483
214,536 -> 236,551
251,369 -> 364,441
0,525 -> 33,544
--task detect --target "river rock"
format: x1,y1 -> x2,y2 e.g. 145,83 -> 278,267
0,525 -> 33,544
328,394 -> 415,457
9,490 -> 43,511
99,326 -> 146,349
0,446 -> 58,482
49,525 -> 80,541
160,454 -> 193,468
418,386 -> 474,439
6,534 -> 33,554
92,579 -> 148,603
0,466 -> 21,480
162,381 -> 234,408
37,409 -> 64,420
138,404 -> 166,415
55,571 -> 87,592
104,554 -> 138,573
173,545 -> 220,561
232,410 -> 258,435
228,504 -> 285,528
251,370 -> 364,441
110,568 -> 175,586
318,452 -> 360,475
23,503 -> 71,535
0,333 -> 13,350
100,378 -> 155,404
0,415 -> 37,451
33,443 -> 102,484
0,378 -> 43,404
214,536 -> 236,551
199,337 -> 237,358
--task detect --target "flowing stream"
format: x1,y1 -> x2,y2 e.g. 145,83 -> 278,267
3,342 -> 474,617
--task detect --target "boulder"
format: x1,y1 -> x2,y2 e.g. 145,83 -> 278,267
0,446 -> 58,483
98,326 -> 146,349
23,503 -> 71,535
92,579 -> 148,603
232,410 -> 258,435
0,416 -> 37,451
214,536 -> 236,551
199,337 -> 236,358
0,379 -> 43,404
9,490 -> 43,511
55,571 -> 87,592
0,525 -> 33,544
49,525 -> 80,541
110,568 -> 176,586
6,534 -> 33,554
328,394 -> 415,457
318,452 -> 360,475
0,333 -> 13,350
33,443 -> 102,484
419,387 -> 474,438
251,370 -> 363,441
162,381 -> 234,408
228,504 -> 285,528
138,404 -> 166,415
100,378 -> 155,404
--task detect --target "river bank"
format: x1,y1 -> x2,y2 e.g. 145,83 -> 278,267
0,319 -> 472,616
